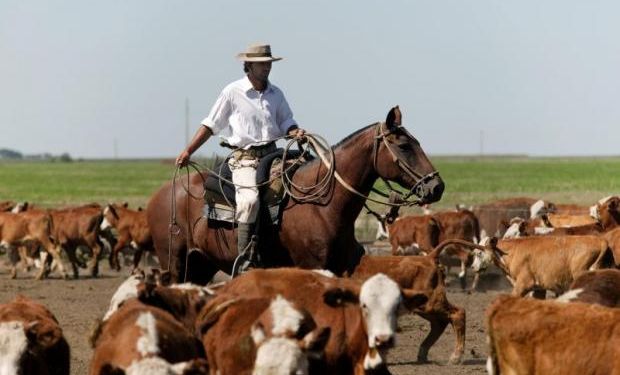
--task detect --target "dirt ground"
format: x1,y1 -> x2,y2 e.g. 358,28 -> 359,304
0,252 -> 511,375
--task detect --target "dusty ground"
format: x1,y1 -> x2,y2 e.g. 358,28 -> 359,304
0,252 -> 511,375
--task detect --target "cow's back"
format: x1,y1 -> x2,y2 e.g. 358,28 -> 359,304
486,295 -> 620,375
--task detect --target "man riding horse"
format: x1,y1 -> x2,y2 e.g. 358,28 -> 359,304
176,43 -> 306,274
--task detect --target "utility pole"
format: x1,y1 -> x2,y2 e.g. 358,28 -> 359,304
185,98 -> 190,147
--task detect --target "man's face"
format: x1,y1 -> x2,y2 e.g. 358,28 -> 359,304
248,61 -> 272,83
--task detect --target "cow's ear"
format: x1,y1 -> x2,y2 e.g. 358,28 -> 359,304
608,198 -> 619,211
301,327 -> 331,359
251,322 -> 267,346
138,206 -> 144,211
488,236 -> 499,249
122,202 -> 129,208
401,289 -> 428,310
323,288 -> 359,307
105,204 -> 119,220
100,364 -> 125,375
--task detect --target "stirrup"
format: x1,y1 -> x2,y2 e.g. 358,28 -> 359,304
231,236 -> 259,278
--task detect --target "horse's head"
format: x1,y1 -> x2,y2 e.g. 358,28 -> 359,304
372,106 -> 444,205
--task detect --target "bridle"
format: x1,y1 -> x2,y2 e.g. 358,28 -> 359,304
371,121 -> 439,202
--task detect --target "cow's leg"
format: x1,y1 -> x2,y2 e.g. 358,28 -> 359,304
446,303 -> 466,364
458,259 -> 467,290
88,241 -> 102,277
132,247 -> 144,271
35,251 -> 50,280
416,312 -> 450,363
470,272 -> 481,292
110,235 -> 129,272
47,245 -> 69,279
63,245 -> 82,279
8,246 -> 19,279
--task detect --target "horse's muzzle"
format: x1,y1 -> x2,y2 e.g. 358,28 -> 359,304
413,173 -> 444,204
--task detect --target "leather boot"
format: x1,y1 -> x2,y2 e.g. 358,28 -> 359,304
232,223 -> 257,277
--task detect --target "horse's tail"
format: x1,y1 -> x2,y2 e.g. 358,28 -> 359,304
427,239 -> 488,260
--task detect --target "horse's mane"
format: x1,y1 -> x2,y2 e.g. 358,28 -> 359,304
331,122 -> 378,150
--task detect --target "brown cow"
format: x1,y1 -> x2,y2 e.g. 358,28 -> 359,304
557,269 -> 620,307
472,236 -> 614,297
0,295 -> 70,375
49,204 -> 105,277
101,204 -> 153,272
0,210 -> 66,279
89,299 -> 206,375
386,215 -> 440,255
198,294 -> 330,375
432,209 -> 480,288
216,268 -> 428,375
486,295 -> 620,375
472,197 -> 554,238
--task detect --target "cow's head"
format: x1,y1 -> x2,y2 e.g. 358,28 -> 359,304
251,295 -> 330,375
100,357 -> 210,375
502,218 -> 526,239
324,274 -> 427,350
100,204 -> 120,231
529,200 -> 555,219
0,320 -> 65,375
471,237 -> 501,273
591,196 -> 620,227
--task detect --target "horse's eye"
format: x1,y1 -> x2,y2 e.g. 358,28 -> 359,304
398,143 -> 412,151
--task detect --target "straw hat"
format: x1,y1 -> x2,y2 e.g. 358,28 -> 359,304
236,43 -> 283,62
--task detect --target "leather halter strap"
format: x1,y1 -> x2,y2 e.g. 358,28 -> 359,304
371,122 -> 439,200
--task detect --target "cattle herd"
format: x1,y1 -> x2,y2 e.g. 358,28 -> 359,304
1,195 -> 620,374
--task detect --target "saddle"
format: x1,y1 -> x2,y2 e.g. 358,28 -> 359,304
202,149 -> 307,225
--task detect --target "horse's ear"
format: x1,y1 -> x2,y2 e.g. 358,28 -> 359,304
386,105 -> 402,129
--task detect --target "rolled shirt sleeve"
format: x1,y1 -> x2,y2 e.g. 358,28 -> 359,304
201,91 -> 231,135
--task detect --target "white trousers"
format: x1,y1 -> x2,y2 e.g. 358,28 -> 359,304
228,158 -> 260,224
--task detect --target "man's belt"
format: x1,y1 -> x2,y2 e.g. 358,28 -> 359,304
232,142 -> 277,160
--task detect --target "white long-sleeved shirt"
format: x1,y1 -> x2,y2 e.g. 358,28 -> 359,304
201,76 -> 297,149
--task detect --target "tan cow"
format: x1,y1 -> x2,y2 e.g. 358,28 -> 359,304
591,195 -> 620,229
486,295 -> 620,375
0,210 -> 66,279
0,295 -> 70,375
89,299 -> 206,375
49,204 -> 105,278
100,204 -> 153,272
472,236 -> 614,297
546,212 -> 598,227
198,294 -> 330,375
216,268 -> 428,374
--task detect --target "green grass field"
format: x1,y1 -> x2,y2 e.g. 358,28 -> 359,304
1,156 -> 619,210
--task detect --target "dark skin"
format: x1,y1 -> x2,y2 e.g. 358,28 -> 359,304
176,61 -> 305,167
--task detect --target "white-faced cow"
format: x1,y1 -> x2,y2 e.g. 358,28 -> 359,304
0,295 -> 70,375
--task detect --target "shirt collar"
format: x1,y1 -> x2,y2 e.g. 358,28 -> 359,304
242,75 -> 272,94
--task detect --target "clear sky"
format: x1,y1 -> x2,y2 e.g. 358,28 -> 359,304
1,0 -> 619,158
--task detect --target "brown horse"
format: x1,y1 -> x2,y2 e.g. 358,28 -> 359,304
147,106 -> 444,284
